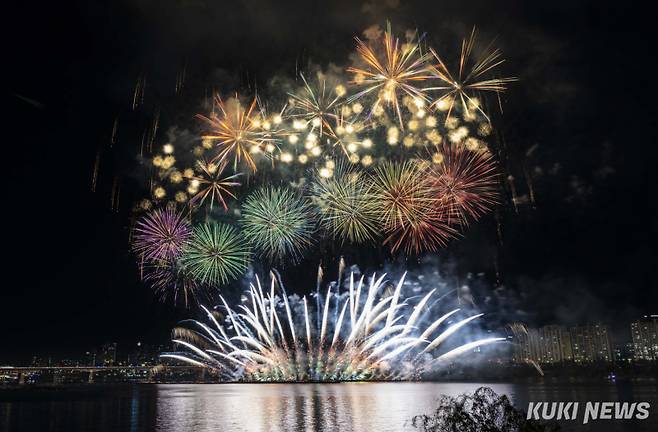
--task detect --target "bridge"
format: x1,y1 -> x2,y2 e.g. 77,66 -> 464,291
0,365 -> 205,384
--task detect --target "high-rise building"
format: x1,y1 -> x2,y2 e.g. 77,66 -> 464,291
570,324 -> 612,363
102,343 -> 117,366
512,323 -> 612,364
512,324 -> 574,364
631,315 -> 658,361
613,342 -> 635,363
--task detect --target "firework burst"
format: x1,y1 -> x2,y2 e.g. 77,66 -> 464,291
196,95 -> 272,171
143,261 -> 201,307
311,163 -> 379,244
132,207 -> 192,262
240,186 -> 315,263
429,143 -> 499,224
288,74 -> 341,140
180,223 -> 250,286
161,269 -> 504,381
370,161 -> 458,253
347,28 -> 431,129
188,158 -> 241,210
370,161 -> 431,229
426,28 -> 517,122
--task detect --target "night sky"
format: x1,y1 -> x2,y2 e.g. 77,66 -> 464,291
4,0 -> 656,363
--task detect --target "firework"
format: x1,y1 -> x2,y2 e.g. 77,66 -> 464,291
161,269 -> 504,381
196,95 -> 272,171
288,74 -> 341,139
385,207 -> 457,254
133,207 -> 192,262
311,162 -> 379,244
240,187 -> 315,263
188,158 -> 241,210
426,28 -> 517,122
428,143 -> 499,224
347,28 -> 431,129
370,161 -> 457,253
143,261 -> 201,307
129,26 -> 513,277
180,223 -> 250,286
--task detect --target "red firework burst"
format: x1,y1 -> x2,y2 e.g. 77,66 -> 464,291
384,205 -> 459,254
371,161 -> 458,254
428,143 -> 499,224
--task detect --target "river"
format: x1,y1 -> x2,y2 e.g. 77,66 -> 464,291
1,380 -> 656,431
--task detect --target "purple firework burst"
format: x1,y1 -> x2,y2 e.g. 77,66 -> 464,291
133,207 -> 192,262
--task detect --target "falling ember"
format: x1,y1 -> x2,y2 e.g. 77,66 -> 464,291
91,143 -> 102,192
110,176 -> 121,212
110,117 -> 119,146
161,269 -> 504,381
175,62 -> 187,95
148,107 -> 160,154
132,73 -> 146,111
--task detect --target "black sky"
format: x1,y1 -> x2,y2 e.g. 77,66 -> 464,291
3,0 -> 656,363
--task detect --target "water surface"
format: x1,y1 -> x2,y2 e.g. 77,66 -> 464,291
1,381 -> 655,431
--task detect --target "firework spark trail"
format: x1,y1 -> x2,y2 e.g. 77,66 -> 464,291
111,176 -> 121,212
132,73 -> 146,111
110,117 -> 119,146
91,144 -> 102,192
162,270 -> 503,381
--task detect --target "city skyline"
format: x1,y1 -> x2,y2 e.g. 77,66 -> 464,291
512,315 -> 658,365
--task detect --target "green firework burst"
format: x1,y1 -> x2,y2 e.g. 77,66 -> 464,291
370,160 -> 432,230
311,163 -> 379,244
240,186 -> 315,263
180,223 -> 249,286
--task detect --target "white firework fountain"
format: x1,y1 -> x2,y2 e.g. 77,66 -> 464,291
162,266 -> 504,381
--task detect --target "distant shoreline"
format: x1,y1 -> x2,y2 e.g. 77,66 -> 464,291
1,375 -> 656,390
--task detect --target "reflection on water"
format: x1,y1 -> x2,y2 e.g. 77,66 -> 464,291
1,381 -> 656,432
155,383 -> 513,432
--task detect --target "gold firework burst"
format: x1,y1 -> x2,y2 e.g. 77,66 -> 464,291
188,159 -> 241,210
426,27 -> 517,122
196,95 -> 272,171
347,28 -> 431,129
289,74 -> 341,140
